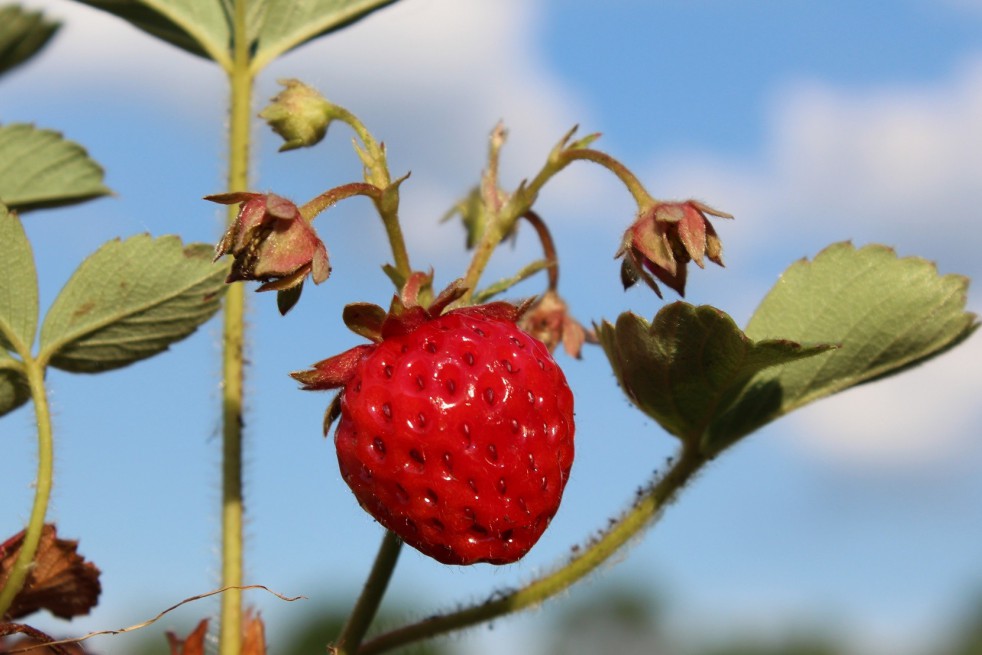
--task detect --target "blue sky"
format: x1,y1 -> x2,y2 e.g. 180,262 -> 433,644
2,1 -> 981,653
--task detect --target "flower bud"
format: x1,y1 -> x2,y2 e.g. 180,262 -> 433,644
260,79 -> 333,152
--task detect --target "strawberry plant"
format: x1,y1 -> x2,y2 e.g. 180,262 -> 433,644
0,2 -> 977,655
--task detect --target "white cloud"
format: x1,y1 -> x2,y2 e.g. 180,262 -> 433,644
645,57 -> 982,469
785,334 -> 982,469
648,57 -> 982,273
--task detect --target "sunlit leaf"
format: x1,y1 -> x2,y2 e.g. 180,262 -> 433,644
70,0 -> 232,68
0,205 -> 38,355
0,124 -> 110,212
0,5 -> 60,78
166,619 -> 208,655
598,303 -> 829,451
71,0 -> 400,73
709,242 -> 978,450
39,235 -> 227,373
250,0 -> 400,72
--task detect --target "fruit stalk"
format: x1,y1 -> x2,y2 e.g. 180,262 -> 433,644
218,0 -> 252,652
332,531 -> 403,655
357,444 -> 707,655
0,356 -> 54,618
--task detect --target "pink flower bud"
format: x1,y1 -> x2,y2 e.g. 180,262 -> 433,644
207,191 -> 331,292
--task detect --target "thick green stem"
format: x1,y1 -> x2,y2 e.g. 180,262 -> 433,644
0,358 -> 54,619
218,2 -> 252,653
357,446 -> 707,655
332,531 -> 404,655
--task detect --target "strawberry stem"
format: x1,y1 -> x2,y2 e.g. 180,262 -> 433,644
520,210 -> 559,291
356,445 -> 707,655
0,356 -> 54,619
217,1 -> 253,652
333,530 -> 404,655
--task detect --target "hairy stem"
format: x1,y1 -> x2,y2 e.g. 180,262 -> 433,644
358,446 -> 707,655
0,357 -> 54,619
218,1 -> 253,653
333,531 -> 404,655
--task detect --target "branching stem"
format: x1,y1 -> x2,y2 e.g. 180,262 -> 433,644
332,531 -> 403,655
357,446 -> 707,655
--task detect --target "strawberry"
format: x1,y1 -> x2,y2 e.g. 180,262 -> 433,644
293,280 -> 575,565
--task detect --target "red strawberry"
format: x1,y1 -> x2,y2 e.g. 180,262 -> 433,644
293,281 -> 575,565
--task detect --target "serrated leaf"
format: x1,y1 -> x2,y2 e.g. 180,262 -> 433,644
0,123 -> 111,212
0,349 -> 29,418
598,303 -> 829,451
0,205 -> 38,355
0,5 -> 60,78
711,242 -> 979,447
250,0 -> 400,72
71,0 -> 232,69
39,235 -> 228,373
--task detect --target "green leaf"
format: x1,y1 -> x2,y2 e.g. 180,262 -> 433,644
0,349 -> 29,418
71,0 -> 399,73
250,0 -> 400,72
597,303 -> 830,451
39,234 -> 228,373
0,123 -> 111,212
71,0 -> 232,69
0,205 -> 39,356
712,242 -> 978,448
0,5 -> 60,78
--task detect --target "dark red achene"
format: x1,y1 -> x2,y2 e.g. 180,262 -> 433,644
334,309 -> 575,565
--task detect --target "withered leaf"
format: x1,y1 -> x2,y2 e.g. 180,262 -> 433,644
166,619 -> 208,655
0,525 -> 101,620
242,611 -> 266,655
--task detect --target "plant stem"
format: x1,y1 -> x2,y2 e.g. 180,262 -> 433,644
218,1 -> 253,653
357,445 -> 707,655
0,357 -> 54,619
520,210 -> 559,291
332,531 -> 404,655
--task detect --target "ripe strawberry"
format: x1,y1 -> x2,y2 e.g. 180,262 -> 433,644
293,282 -> 575,565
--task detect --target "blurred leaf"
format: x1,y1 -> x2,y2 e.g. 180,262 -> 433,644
0,5 -> 60,78
39,235 -> 227,373
250,0 -> 400,71
0,124 -> 110,212
598,303 -> 829,451
0,524 -> 101,620
71,0 -> 400,73
70,0 -> 232,68
711,242 -> 978,449
0,205 -> 38,354
0,349 -> 29,418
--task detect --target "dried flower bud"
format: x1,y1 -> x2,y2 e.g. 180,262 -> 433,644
520,290 -> 597,358
207,191 -> 331,292
260,79 -> 334,152
617,200 -> 732,297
